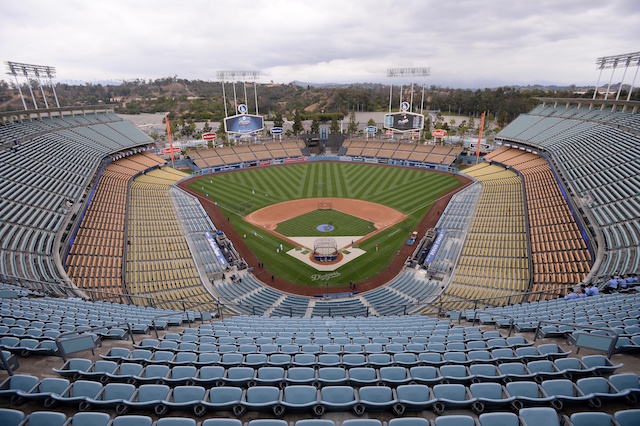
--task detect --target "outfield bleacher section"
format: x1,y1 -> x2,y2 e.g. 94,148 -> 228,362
125,168 -> 217,309
342,139 -> 462,165
65,153 -> 166,300
188,141 -> 306,169
486,146 -> 592,296
496,101 -> 640,281
0,111 -> 152,295
438,163 -> 529,309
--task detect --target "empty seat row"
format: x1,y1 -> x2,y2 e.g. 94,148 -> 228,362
96,343 -> 573,368
2,407 -> 640,426
52,357 -> 624,389
2,375 -> 639,419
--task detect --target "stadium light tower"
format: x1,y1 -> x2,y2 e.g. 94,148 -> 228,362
593,51 -> 640,101
386,67 -> 431,113
5,61 -> 60,110
216,70 -> 260,118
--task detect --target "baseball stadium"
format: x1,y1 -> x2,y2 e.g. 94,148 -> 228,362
0,53 -> 640,426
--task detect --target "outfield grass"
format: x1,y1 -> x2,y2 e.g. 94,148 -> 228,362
188,162 -> 461,288
276,209 -> 374,237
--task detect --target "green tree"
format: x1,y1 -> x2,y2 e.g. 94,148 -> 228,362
367,118 -> 376,127
273,112 -> 284,128
330,116 -> 340,134
202,120 -> 212,133
292,110 -> 303,134
310,116 -> 320,133
497,111 -> 507,128
347,111 -> 359,134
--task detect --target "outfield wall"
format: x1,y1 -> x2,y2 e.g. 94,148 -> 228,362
182,154 -> 464,182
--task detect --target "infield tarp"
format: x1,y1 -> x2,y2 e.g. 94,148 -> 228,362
423,229 -> 446,268
205,232 -> 228,268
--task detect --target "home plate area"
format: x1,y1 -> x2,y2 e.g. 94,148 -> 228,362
286,236 -> 366,271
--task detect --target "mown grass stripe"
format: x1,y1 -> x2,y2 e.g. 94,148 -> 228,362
188,162 -> 462,286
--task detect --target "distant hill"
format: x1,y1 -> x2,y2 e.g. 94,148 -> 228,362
2,76 -> 629,124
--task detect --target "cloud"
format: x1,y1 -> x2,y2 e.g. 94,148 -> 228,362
1,0 -> 639,87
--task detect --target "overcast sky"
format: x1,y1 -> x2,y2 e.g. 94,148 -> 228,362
2,0 -> 639,88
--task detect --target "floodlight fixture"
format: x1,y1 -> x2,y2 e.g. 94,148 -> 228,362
593,51 -> 640,101
5,61 -> 60,110
386,67 -> 431,78
216,70 -> 260,81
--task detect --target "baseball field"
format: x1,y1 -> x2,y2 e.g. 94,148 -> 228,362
187,162 -> 462,287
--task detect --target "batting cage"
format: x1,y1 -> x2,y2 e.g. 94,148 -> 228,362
313,237 -> 338,262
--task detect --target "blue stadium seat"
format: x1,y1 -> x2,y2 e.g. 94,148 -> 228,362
439,365 -> 473,384
477,412 -> 519,426
119,384 -> 171,415
255,367 -> 285,386
540,379 -> 590,408
47,379 -> 102,408
155,385 -> 206,415
379,366 -> 410,386
201,419 -> 242,426
295,420 -> 334,426
469,382 -> 515,413
12,377 -> 69,405
193,366 -> 225,387
319,385 -> 359,412
110,415 -> 153,426
432,415 -> 478,426
368,353 -> 393,367
224,367 -> 256,387
519,407 -> 560,426
52,358 -> 93,379
0,408 -> 24,426
614,409 -> 640,426
342,354 -> 367,367
243,386 -> 284,416
342,420 -> 382,426
281,384 -> 321,415
497,362 -> 537,381
469,364 -> 506,382
0,374 -> 39,399
432,383 -> 477,413
395,384 -> 435,413
567,412 -> 617,426
134,365 -> 171,385
197,386 -> 244,417
608,373 -> 640,399
246,419 -> 287,426
358,385 -> 396,412
576,377 -> 633,406
580,355 -> 623,374
388,418 -> 430,426
318,367 -> 348,386
65,412 -> 110,426
293,354 -> 316,366
81,383 -> 136,411
348,367 -> 379,386
19,411 -> 67,426
286,367 -> 317,386
79,360 -> 117,382
155,418 -> 197,426
106,363 -> 144,383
